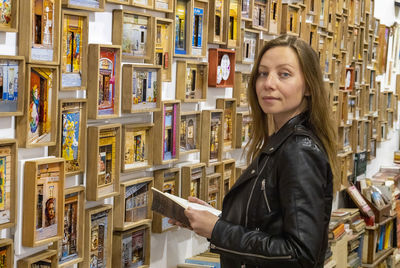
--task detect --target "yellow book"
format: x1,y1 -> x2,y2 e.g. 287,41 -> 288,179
384,220 -> 393,249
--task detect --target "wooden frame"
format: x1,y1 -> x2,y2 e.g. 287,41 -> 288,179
181,163 -> 206,201
281,3 -> 300,36
191,0 -> 209,57
0,0 -> 18,32
176,60 -> 208,102
174,0 -> 192,56
208,0 -> 226,44
219,158 -> 235,198
234,71 -> 250,107
0,140 -> 17,231
17,249 -> 58,267
87,124 -> 121,201
16,64 -> 59,148
241,0 -> 253,22
112,224 -> 151,268
200,110 -> 224,166
153,100 -> 181,165
154,0 -> 174,13
235,111 -> 251,149
49,99 -> 87,176
0,239 -> 13,267
180,111 -> 201,154
225,0 -> 241,49
114,177 -> 153,231
208,48 -> 236,88
82,205 -> 113,268
22,158 -> 65,247
268,0 -> 282,35
237,28 -> 260,64
60,10 -> 89,91
154,18 -> 173,82
107,0 -> 130,6
216,98 -> 237,151
153,167 -> 180,233
122,64 -> 161,114
122,123 -> 154,173
53,186 -> 85,267
87,44 -> 121,119
62,0 -> 105,12
205,172 -> 222,210
112,10 -> 154,62
252,0 -> 269,32
0,55 -> 25,117
19,0 -> 61,65
131,0 -> 153,9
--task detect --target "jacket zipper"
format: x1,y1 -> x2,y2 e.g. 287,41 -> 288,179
261,180 -> 271,213
210,244 -> 292,260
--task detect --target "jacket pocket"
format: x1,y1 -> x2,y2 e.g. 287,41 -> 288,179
261,179 -> 271,213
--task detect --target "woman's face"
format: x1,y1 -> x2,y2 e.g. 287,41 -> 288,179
255,46 -> 308,130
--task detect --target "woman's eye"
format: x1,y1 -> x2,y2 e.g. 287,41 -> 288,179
279,72 -> 290,78
258,72 -> 268,78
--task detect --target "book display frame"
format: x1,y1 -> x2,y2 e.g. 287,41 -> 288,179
154,18 -> 173,82
208,0 -> 225,45
122,123 -> 154,173
225,0 -> 241,49
208,48 -> 236,88
205,172 -> 222,210
191,0 -> 209,57
268,0 -> 282,35
107,0 -> 130,6
281,3 -> 300,36
19,0 -> 61,65
0,239 -> 13,267
122,64 -> 161,114
82,205 -> 113,268
241,0 -> 253,22
62,0 -> 105,12
174,0 -> 193,57
180,111 -> 201,155
22,158 -> 65,247
235,111 -> 251,149
0,55 -> 25,117
252,0 -> 269,32
216,98 -> 237,151
200,110 -> 224,166
16,64 -> 59,148
218,158 -> 235,198
0,0 -> 18,32
114,177 -> 153,231
60,10 -> 89,91
131,0 -> 153,9
234,71 -> 250,107
154,0 -> 174,13
49,99 -> 87,176
153,167 -> 180,233
237,28 -> 260,64
181,163 -> 206,201
17,249 -> 58,268
87,124 -> 121,201
176,60 -> 208,102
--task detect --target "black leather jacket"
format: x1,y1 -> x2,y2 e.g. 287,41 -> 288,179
210,113 -> 333,268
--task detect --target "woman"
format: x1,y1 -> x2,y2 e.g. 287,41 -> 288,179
174,35 -> 338,268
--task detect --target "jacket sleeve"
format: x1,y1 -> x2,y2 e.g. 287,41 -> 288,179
209,136 -> 333,267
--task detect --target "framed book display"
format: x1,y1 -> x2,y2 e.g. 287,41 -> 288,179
219,159 -> 235,198
107,0 -> 130,5
112,224 -> 151,267
216,98 -> 236,151
345,67 -> 355,91
19,0 -> 61,65
82,205 -> 113,268
180,111 -> 201,154
268,0 -> 282,35
0,0 -> 17,32
237,28 -> 260,64
48,99 -> 87,176
338,125 -> 352,153
0,55 -> 25,117
122,123 -> 154,173
0,140 -> 16,231
252,0 -> 268,32
114,177 -> 153,231
17,249 -> 58,268
176,60 -> 208,102
22,158 -> 65,247
62,0 -> 105,12
153,167 -> 180,233
131,0 -> 153,9
208,48 -> 235,88
205,172 -> 222,210
241,0 -> 252,21
200,110 -> 223,166
153,101 -> 181,165
191,0 -> 208,57
87,124 -> 121,201
208,0 -> 225,44
16,64 -> 59,148
60,10 -> 88,91
0,239 -> 13,267
225,0 -> 241,48
234,71 -> 250,107
181,163 -> 206,201
235,111 -> 251,149
281,4 -> 300,36
154,18 -> 173,82
87,44 -> 121,119
174,0 -> 192,57
112,10 -> 153,62
122,64 -> 161,113
54,186 -> 85,267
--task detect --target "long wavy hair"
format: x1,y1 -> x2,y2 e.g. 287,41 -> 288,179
246,35 -> 339,191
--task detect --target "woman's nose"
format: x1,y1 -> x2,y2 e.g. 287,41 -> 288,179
262,73 -> 277,89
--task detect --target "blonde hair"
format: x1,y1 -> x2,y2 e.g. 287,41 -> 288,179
246,35 -> 339,191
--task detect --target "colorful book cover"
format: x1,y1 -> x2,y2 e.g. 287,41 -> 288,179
98,48 -> 116,115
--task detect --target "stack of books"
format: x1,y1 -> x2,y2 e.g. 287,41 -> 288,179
181,251 -> 220,268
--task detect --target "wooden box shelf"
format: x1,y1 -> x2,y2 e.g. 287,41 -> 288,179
153,101 -> 181,165
181,163 -> 206,201
208,0 -> 226,44
191,0 -> 209,57
237,28 -> 260,64
180,111 -> 201,154
176,60 -> 208,102
87,124 -> 121,201
241,0 -> 253,22
48,99 -> 87,176
174,0 -> 191,56
0,0 -> 18,32
154,0 -> 174,13
235,111 -> 251,149
205,172 -> 222,210
16,64 -> 59,148
268,0 -> 282,35
200,110 -> 224,166
0,55 -> 25,117
225,0 -> 241,49
208,48 -> 235,88
234,71 -> 250,107
22,158 -> 65,247
87,44 -> 121,119
281,3 -> 300,36
154,18 -> 173,82
122,123 -> 154,173
17,249 -> 58,267
19,0 -> 61,65
112,224 -> 151,268
252,0 -> 269,32
60,10 -> 89,91
113,177 -> 153,231
216,98 -> 237,151
82,205 -> 113,268
153,167 -> 180,233
130,0 -> 152,9
0,239 -> 13,267
122,64 -> 161,114
218,159 -> 235,198
62,0 -> 105,12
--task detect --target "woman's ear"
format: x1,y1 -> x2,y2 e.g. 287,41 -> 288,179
304,88 -> 311,97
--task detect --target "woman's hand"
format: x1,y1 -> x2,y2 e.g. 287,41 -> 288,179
184,207 -> 219,239
187,196 -> 213,208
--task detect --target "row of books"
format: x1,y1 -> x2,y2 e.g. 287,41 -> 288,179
177,251 -> 221,268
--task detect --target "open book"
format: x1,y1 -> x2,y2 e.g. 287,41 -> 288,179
151,187 -> 221,227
